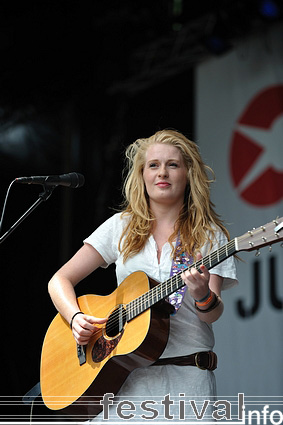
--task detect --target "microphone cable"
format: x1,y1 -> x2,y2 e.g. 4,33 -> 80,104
0,178 -> 16,235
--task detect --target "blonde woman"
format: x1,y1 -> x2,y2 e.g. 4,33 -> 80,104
48,129 -> 237,421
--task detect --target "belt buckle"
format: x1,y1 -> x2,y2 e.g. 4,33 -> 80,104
195,352 -> 207,370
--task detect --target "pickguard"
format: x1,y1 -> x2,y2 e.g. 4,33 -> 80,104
92,332 -> 123,363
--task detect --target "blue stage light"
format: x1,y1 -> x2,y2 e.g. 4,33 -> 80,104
204,35 -> 230,55
258,0 -> 280,19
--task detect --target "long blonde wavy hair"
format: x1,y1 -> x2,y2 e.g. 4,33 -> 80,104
118,129 -> 230,262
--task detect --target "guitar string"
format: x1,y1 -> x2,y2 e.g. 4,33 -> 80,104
104,238 -> 237,335
106,239 -> 236,334
129,225 -> 274,318
105,224 -> 276,335
126,238 -> 236,317
127,225 -> 278,322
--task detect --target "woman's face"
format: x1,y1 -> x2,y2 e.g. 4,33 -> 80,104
142,143 -> 188,208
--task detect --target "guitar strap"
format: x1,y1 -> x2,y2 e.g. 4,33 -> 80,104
168,236 -> 193,313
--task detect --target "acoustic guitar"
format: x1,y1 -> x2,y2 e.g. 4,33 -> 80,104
40,217 -> 283,420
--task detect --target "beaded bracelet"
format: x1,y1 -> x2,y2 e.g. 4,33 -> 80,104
70,311 -> 84,329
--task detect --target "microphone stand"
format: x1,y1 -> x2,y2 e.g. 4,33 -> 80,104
0,185 -> 55,245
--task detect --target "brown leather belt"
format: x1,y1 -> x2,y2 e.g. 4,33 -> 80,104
152,351 -> 217,371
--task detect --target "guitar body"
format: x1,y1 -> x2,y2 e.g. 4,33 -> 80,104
40,271 -> 171,420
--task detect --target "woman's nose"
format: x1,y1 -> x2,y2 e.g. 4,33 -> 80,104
158,164 -> 168,177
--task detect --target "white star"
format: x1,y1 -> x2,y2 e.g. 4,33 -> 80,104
235,113 -> 283,193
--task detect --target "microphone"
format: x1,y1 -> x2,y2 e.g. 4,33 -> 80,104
15,172 -> 85,188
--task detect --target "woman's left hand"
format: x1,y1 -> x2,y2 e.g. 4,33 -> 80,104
181,253 -> 210,301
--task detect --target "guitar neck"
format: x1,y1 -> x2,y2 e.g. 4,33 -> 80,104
126,238 -> 237,321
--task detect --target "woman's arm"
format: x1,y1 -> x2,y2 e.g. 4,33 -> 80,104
48,243 -> 108,344
194,273 -> 224,324
181,257 -> 224,324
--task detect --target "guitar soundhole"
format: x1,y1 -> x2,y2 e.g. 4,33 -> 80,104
105,304 -> 127,338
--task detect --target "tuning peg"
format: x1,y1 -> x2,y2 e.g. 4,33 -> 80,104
255,250 -> 261,257
274,221 -> 283,233
269,246 -> 272,252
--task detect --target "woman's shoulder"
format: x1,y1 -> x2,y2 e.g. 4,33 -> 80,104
102,211 -> 131,229
84,212 -> 129,244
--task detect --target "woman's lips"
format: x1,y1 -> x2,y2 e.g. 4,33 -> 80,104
156,182 -> 171,188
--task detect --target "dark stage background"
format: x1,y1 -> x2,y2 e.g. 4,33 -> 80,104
0,0 -> 281,419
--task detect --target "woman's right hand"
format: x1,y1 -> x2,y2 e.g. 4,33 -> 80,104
71,313 -> 108,345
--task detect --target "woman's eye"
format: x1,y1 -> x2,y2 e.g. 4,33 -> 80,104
169,163 -> 178,167
149,163 -> 158,168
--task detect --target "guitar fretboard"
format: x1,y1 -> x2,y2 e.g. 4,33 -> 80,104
126,238 -> 237,321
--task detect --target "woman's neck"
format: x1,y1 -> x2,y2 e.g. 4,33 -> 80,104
149,199 -> 183,226
150,204 -> 183,248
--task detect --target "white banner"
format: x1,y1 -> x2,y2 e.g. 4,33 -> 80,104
196,23 -> 283,397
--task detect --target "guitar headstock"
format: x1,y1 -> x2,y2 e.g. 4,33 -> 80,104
236,217 -> 283,253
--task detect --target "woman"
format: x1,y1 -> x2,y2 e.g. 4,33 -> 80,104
48,129 -> 237,421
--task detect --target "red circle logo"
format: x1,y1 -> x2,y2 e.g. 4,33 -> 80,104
229,85 -> 283,206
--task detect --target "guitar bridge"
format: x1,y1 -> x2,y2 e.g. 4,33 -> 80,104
77,344 -> 86,366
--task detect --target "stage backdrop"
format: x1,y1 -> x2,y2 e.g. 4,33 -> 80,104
195,23 -> 283,397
